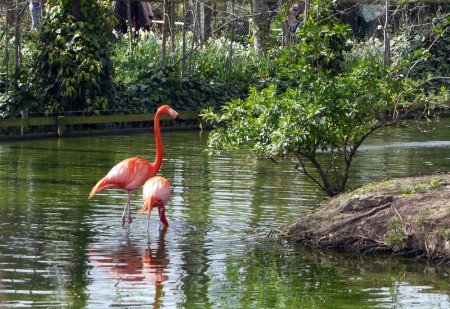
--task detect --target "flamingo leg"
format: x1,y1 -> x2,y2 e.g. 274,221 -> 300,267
147,208 -> 151,234
121,191 -> 133,227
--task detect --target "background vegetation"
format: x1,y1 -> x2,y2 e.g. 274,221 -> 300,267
1,1 -> 448,117
202,1 -> 449,196
0,0 -> 449,195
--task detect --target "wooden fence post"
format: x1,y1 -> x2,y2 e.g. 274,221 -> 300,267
20,110 -> 28,135
58,116 -> 65,137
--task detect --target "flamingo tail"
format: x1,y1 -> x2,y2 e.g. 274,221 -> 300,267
89,177 -> 119,199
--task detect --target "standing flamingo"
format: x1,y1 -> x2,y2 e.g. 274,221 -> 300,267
139,176 -> 171,232
89,105 -> 178,226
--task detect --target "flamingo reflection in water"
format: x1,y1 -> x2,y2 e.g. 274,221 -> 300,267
88,230 -> 169,306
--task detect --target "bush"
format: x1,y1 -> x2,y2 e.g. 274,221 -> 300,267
31,0 -> 115,114
112,69 -> 244,113
203,1 -> 435,197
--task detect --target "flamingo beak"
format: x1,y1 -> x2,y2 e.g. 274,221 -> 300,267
169,108 -> 178,119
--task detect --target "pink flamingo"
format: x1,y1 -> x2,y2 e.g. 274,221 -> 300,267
139,176 -> 171,232
89,105 -> 178,226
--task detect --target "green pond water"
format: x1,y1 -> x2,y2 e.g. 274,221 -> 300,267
0,119 -> 449,308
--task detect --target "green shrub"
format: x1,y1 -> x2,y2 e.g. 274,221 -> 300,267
31,0 -> 115,114
203,1 -> 432,197
386,216 -> 407,251
112,70 -> 243,113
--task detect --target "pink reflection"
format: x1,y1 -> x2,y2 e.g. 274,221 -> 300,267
89,230 -> 169,306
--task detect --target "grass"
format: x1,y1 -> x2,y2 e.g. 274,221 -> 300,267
400,178 -> 442,195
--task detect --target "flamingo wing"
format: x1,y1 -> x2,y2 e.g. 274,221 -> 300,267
89,157 -> 154,198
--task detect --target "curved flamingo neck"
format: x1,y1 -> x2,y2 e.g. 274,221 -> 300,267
152,110 -> 164,173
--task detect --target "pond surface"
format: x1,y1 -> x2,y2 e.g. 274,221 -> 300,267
0,119 -> 449,308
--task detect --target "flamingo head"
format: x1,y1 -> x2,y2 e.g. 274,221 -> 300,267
148,199 -> 169,228
158,105 -> 178,119
155,203 -> 169,227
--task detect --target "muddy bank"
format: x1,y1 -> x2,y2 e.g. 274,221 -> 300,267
278,173 -> 450,264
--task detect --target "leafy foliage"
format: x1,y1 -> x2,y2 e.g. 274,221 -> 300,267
0,0 -> 447,127
203,69 -> 418,197
0,31 -> 45,118
391,12 -> 450,93
109,34 -> 263,113
31,0 -> 115,114
203,1 -> 432,197
385,216 -> 408,251
113,69 -> 244,113
271,23 -> 352,94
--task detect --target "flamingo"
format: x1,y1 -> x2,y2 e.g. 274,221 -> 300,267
89,105 -> 178,226
138,176 -> 171,232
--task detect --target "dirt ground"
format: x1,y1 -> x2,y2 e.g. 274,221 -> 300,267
277,173 -> 450,264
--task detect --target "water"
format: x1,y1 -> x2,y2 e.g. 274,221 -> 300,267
0,119 -> 449,308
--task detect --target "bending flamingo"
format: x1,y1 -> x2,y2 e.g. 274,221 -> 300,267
139,176 -> 171,232
89,105 -> 178,226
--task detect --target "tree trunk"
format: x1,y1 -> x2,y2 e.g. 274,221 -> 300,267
227,0 -> 235,87
181,0 -> 187,79
162,0 -> 169,67
383,0 -> 391,68
127,0 -> 134,56
188,1 -> 199,77
169,0 -> 176,55
13,0 -> 21,90
251,0 -> 268,55
4,10 -> 10,95
70,0 -> 81,20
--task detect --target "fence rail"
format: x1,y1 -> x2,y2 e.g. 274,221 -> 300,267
0,112 -> 202,141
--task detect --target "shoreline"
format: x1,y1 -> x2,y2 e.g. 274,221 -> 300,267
275,173 -> 450,264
